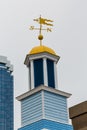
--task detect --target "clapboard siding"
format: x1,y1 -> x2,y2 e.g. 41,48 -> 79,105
21,92 -> 42,126
44,91 -> 68,123
21,90 -> 69,127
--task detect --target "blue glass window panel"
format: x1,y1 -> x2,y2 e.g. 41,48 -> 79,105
0,66 -> 14,130
47,59 -> 55,88
34,59 -> 44,87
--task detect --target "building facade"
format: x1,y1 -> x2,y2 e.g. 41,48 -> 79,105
69,101 -> 87,130
0,56 -> 14,130
17,45 -> 73,130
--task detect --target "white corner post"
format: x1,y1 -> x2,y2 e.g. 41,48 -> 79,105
42,91 -> 45,118
28,67 -> 31,91
54,61 -> 58,89
43,58 -> 48,86
30,60 -> 34,89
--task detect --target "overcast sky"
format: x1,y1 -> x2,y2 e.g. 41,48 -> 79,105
0,0 -> 87,129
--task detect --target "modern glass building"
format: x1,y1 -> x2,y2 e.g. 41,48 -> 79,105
0,56 -> 14,130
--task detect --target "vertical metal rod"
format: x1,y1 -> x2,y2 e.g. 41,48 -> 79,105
39,16 -> 42,46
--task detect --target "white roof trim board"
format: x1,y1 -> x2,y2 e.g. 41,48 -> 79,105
16,85 -> 71,101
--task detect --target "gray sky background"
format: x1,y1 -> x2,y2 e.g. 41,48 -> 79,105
0,0 -> 87,129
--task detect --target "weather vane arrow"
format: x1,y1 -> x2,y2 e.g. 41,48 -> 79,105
29,15 -> 53,46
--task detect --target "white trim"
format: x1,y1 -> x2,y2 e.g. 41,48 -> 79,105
28,68 -> 31,90
66,100 -> 69,123
30,60 -> 34,89
43,58 -> 48,86
29,53 -> 58,62
24,52 -> 60,66
42,91 -> 45,118
54,62 -> 58,89
16,85 -> 72,101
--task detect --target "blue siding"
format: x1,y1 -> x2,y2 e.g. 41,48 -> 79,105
44,91 -> 68,123
18,119 -> 73,130
47,59 -> 55,88
21,92 -> 42,126
34,59 -> 44,87
21,90 -> 69,126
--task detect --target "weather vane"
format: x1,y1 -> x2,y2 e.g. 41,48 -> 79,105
30,15 -> 53,46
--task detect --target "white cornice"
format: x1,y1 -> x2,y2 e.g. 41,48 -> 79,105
16,85 -> 71,101
24,52 -> 60,66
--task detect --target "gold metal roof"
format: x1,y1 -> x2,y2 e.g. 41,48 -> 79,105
29,45 -> 56,55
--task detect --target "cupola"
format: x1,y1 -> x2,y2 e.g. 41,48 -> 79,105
24,45 -> 60,90
24,16 -> 60,90
16,16 -> 73,130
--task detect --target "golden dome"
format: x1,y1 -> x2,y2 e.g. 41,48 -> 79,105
29,45 -> 56,55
